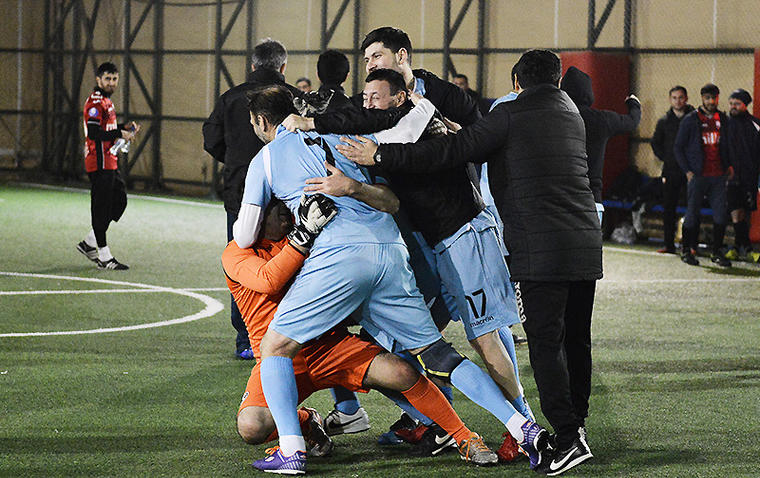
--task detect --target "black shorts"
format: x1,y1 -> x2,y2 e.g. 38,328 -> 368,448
726,182 -> 757,212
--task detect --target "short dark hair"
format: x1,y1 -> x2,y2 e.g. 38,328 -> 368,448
246,85 -> 297,126
296,77 -> 311,86
360,27 -> 412,63
251,38 -> 287,71
700,83 -> 720,97
365,68 -> 407,96
511,63 -> 518,88
96,62 -> 118,77
669,85 -> 687,97
514,50 -> 561,89
453,73 -> 469,83
317,50 -> 350,86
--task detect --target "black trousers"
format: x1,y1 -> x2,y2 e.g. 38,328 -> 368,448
662,173 -> 686,251
516,280 -> 596,449
227,210 -> 251,352
88,169 -> 127,247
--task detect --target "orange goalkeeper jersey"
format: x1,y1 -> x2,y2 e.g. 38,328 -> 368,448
222,238 -> 306,363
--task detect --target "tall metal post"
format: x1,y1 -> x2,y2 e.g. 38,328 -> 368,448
588,0 -> 596,49
151,0 -> 164,189
442,0 -> 451,80
476,0 -> 485,94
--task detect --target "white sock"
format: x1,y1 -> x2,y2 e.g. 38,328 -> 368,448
278,435 -> 307,456
506,413 -> 528,443
84,230 -> 97,247
97,246 -> 113,262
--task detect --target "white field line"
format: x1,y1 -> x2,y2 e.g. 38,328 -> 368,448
601,277 -> 760,284
18,183 -> 223,209
0,287 -> 228,296
0,272 -> 224,337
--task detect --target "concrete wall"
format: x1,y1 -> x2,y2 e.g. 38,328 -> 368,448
1,0 -> 758,189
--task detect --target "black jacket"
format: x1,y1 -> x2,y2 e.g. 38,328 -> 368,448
674,108 -> 729,176
376,84 -> 602,282
560,67 -> 641,203
202,69 -> 299,214
651,105 -> 695,177
724,111 -> 760,190
314,69 -> 485,244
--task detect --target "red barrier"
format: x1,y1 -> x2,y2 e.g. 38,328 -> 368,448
559,51 -> 632,198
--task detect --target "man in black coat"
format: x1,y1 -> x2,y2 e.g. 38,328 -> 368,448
560,66 -> 641,225
724,89 -> 760,262
202,39 -> 300,359
339,49 -> 599,476
651,86 -> 695,253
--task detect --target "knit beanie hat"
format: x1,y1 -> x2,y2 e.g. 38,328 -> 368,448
729,88 -> 752,106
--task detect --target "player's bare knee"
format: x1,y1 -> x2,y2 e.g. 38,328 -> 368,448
260,329 -> 301,358
237,407 -> 274,444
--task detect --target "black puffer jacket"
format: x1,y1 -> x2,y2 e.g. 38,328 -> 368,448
560,66 -> 641,202
376,84 -> 602,282
724,111 -> 760,189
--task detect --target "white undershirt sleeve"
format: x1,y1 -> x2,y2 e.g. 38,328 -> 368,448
232,203 -> 264,248
373,98 -> 436,144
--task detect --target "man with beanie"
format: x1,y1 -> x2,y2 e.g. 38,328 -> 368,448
651,86 -> 694,253
723,88 -> 760,262
560,66 -> 641,226
674,83 -> 731,267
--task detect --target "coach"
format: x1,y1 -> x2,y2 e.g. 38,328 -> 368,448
339,49 -> 599,476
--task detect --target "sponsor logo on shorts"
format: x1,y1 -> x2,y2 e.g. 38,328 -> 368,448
470,315 -> 494,327
513,281 -> 526,323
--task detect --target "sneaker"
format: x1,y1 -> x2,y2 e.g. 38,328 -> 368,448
512,333 -> 528,345
657,246 -> 676,254
414,423 -> 457,456
749,251 -> 760,263
96,257 -> 129,270
543,427 -> 593,476
394,423 -> 428,444
681,251 -> 699,266
251,446 -> 306,474
497,432 -> 521,462
519,421 -> 549,470
724,247 -> 739,261
377,430 -> 405,446
710,254 -> 731,267
377,413 -> 417,445
457,432 -> 498,466
236,348 -> 254,360
301,407 -> 333,457
323,407 -> 370,436
76,241 -> 99,263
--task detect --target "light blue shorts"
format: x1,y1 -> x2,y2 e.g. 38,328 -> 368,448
595,202 -> 604,225
484,204 -> 509,257
272,243 -> 442,352
432,210 -> 521,341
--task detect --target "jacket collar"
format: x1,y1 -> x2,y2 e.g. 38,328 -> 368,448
246,68 -> 286,85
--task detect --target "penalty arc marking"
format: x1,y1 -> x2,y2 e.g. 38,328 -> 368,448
0,272 -> 224,337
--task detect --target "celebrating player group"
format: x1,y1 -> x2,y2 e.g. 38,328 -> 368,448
204,25 -> 602,476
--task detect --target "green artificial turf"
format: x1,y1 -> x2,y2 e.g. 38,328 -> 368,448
1,184 -> 758,477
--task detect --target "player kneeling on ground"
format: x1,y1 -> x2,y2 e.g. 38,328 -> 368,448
223,195 -> 497,472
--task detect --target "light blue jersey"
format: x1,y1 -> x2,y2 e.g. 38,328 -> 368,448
242,126 -> 404,251
480,91 -> 519,209
242,125 -> 440,350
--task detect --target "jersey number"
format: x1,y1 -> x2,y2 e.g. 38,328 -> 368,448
465,289 -> 487,318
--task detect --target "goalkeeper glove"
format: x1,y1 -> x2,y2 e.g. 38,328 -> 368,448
287,193 -> 338,249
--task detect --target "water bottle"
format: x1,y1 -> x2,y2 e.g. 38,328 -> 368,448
109,138 -> 126,155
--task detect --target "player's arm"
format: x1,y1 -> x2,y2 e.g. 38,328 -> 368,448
650,117 -> 666,161
337,107 -> 510,174
604,95 -> 642,135
304,161 -> 399,213
373,97 -> 436,144
222,241 -> 307,295
233,203 -> 264,248
234,149 -> 272,247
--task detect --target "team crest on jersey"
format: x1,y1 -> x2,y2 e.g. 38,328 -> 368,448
240,391 -> 249,406
88,107 -> 99,117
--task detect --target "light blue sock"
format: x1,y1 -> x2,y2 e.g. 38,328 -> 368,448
331,387 -> 361,415
260,356 -> 302,437
498,327 -> 533,419
377,388 -> 433,426
450,359 -> 521,426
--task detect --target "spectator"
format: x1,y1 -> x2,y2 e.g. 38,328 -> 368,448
295,50 -> 352,114
651,86 -> 694,253
453,73 -> 489,115
560,66 -> 641,226
724,88 -> 760,262
296,77 -> 312,92
674,83 -> 731,267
